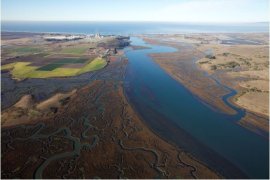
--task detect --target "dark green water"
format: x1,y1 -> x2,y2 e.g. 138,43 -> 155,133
124,37 -> 269,178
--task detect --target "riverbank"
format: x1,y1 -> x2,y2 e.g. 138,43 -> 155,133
141,33 -> 269,137
143,35 -> 237,114
2,80 -> 219,178
123,37 -> 269,178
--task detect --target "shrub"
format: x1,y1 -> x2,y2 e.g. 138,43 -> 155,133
205,54 -> 216,59
223,52 -> 229,56
224,61 -> 240,68
199,61 -> 209,64
211,65 -> 217,70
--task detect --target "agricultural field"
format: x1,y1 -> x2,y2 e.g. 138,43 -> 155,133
1,31 -> 130,110
2,46 -> 44,57
60,46 -> 89,55
2,57 -> 106,79
13,46 -> 42,54
0,33 -> 122,80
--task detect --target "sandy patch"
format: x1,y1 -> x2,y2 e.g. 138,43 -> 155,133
239,80 -> 269,92
235,92 -> 269,116
228,70 -> 269,80
14,95 -> 35,109
1,89 -> 77,127
36,89 -> 77,111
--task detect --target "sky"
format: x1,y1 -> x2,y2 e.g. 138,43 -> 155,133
1,0 -> 269,23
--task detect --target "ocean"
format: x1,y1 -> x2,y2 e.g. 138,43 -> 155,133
1,21 -> 269,35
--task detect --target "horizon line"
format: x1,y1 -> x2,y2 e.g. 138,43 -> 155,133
2,20 -> 269,24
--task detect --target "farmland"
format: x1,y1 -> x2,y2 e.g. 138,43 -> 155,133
60,46 -> 89,54
1,33 -> 122,79
2,57 -> 106,79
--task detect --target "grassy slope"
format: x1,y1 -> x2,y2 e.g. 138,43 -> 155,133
78,57 -> 107,74
7,47 -> 43,56
27,68 -> 79,78
1,63 -> 17,70
1,57 -> 107,79
12,62 -> 38,78
15,47 -> 42,53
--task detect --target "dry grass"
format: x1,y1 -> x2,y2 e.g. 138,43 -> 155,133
196,44 -> 269,117
36,89 -> 77,111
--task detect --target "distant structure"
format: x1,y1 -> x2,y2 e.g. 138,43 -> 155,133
95,33 -> 103,39
113,48 -> 117,54
43,34 -> 84,41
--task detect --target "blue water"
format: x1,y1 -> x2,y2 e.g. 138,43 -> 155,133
124,37 -> 269,178
1,21 -> 269,34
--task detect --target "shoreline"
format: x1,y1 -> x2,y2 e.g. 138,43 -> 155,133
123,37 -> 253,178
123,83 -> 247,178
147,46 -> 237,114
141,34 -> 269,137
121,82 -> 223,178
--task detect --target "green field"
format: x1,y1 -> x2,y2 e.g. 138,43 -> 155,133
78,58 -> 107,74
60,47 -> 89,55
55,58 -> 88,64
37,58 -> 88,71
11,47 -> 42,55
15,47 -> 42,53
1,62 -> 17,70
4,46 -> 43,57
1,57 -> 107,79
37,63 -> 64,71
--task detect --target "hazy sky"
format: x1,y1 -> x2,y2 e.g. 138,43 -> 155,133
2,0 -> 269,22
